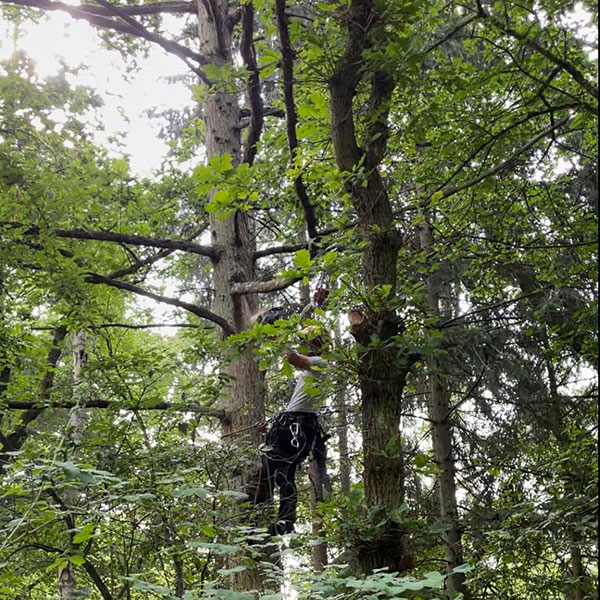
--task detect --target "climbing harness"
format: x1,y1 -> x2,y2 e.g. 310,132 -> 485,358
289,421 -> 301,449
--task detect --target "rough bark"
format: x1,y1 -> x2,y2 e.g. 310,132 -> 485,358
308,458 -> 328,572
328,0 -> 414,574
58,331 -> 89,599
419,220 -> 467,595
196,0 -> 267,591
196,0 -> 265,437
58,564 -> 77,600
333,318 -> 351,495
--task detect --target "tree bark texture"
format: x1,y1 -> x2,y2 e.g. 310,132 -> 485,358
196,2 -> 267,592
308,457 -> 328,572
58,331 -> 89,598
196,0 -> 265,436
334,319 -> 351,495
328,0 -> 413,574
419,221 -> 467,596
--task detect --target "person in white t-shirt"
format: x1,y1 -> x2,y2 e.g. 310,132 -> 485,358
246,325 -> 330,535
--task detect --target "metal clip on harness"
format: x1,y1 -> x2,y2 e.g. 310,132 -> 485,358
290,422 -> 301,448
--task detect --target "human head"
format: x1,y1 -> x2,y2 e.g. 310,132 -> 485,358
298,325 -> 330,355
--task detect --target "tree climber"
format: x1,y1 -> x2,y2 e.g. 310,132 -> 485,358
245,324 -> 332,535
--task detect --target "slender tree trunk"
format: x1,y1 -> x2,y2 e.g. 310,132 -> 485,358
59,564 -> 77,600
308,458 -> 328,571
298,263 -> 329,570
333,318 -> 351,495
419,221 -> 467,596
59,331 -> 88,599
545,354 -> 586,600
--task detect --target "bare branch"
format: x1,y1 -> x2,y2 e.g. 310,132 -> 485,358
425,16 -> 477,53
240,1 -> 264,166
0,0 -> 210,80
76,1 -> 196,16
275,0 -> 319,243
433,115 -> 571,203
1,223 -> 216,258
439,288 -> 552,329
33,322 -> 209,330
85,272 -> 235,335
230,276 -> 301,295
3,400 -> 228,418
489,16 -> 598,101
254,241 -> 307,260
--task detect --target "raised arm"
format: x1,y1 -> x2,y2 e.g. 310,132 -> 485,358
286,352 -> 313,370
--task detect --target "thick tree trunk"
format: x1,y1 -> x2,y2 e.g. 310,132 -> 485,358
196,0 -> 264,436
196,2 -> 266,592
419,221 -> 467,596
328,0 -> 413,574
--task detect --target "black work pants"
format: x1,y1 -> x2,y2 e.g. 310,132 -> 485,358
245,412 -> 320,534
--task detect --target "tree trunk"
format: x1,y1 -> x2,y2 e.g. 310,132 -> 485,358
333,318 -> 351,495
308,457 -> 328,571
59,563 -> 77,600
196,0 -> 264,436
419,221 -> 467,596
195,2 -> 266,591
328,0 -> 413,574
59,331 -> 88,599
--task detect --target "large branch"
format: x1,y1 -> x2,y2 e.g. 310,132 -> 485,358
0,0 -> 210,80
73,1 -> 196,16
252,223 -> 348,260
240,1 -> 264,166
328,1 -> 371,173
84,272 -> 235,335
1,223 -> 216,259
275,0 -> 319,243
230,275 -> 301,295
3,400 -> 228,418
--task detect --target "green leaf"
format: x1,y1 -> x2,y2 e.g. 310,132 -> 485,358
414,452 -> 430,468
293,249 -> 312,269
73,523 -> 95,544
429,522 -> 453,533
186,541 -> 240,555
217,565 -> 247,575
172,486 -> 208,498
55,461 -> 97,484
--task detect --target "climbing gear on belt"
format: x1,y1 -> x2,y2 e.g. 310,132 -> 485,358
290,422 -> 301,448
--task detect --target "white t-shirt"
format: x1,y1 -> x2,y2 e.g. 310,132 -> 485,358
284,356 -> 327,413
